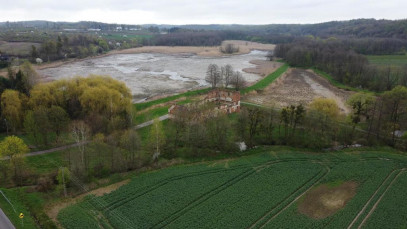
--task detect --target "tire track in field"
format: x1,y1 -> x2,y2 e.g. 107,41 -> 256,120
103,165 -> 249,212
104,158 -> 315,212
105,157 -> 379,213
152,160 -> 283,229
346,169 -> 401,229
104,157 -> 384,225
357,169 -> 406,229
248,165 -> 331,229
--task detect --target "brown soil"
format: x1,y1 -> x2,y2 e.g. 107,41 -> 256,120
46,179 -> 130,223
243,60 -> 283,77
298,181 -> 358,219
244,68 -> 353,114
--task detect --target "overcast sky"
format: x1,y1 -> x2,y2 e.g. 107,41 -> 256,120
0,0 -> 406,25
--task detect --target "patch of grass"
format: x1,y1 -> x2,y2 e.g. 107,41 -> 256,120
241,63 -> 289,94
135,106 -> 170,124
26,151 -> 66,174
0,188 -> 38,229
366,54 -> 407,67
325,180 -> 344,188
134,88 -> 211,111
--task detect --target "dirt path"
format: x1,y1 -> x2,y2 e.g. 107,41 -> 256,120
135,114 -> 169,129
46,179 -> 130,223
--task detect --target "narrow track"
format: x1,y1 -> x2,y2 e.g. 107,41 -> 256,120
346,169 -> 400,229
357,169 -> 406,229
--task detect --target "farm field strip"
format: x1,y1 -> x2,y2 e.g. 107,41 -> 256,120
257,166 -> 331,229
102,160 -> 282,212
152,161 -> 283,228
249,165 -> 329,229
263,160 -> 402,229
361,170 -> 407,228
165,162 -> 324,228
102,157 -> 325,212
58,152 -> 407,229
357,169 -> 406,229
347,169 -> 402,229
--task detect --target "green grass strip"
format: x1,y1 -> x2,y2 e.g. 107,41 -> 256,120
134,88 -> 211,111
241,64 -> 289,94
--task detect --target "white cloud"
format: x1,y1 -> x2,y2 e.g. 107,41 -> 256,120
0,0 -> 405,24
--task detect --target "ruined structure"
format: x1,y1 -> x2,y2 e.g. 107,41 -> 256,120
168,89 -> 240,119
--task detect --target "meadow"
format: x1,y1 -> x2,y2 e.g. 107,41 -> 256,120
366,54 -> 407,67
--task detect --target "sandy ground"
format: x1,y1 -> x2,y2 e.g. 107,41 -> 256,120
243,60 -> 283,76
244,68 -> 353,114
298,181 -> 358,219
46,179 -> 130,223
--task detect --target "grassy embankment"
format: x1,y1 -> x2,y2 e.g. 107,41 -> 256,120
241,64 -> 289,94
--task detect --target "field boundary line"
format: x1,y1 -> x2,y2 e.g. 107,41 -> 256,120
347,169 -> 399,229
357,169 -> 406,229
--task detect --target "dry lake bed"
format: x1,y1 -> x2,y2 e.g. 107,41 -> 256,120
38,50 -> 268,101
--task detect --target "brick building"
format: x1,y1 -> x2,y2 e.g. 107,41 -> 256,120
168,89 -> 241,119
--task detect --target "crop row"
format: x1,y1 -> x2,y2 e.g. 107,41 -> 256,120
361,170 -> 407,229
165,161 -> 323,229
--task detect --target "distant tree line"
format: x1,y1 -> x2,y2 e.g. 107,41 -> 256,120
34,34 -> 113,61
153,31 -> 247,46
275,38 -> 407,91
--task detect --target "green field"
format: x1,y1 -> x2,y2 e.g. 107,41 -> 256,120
366,54 -> 407,67
0,41 -> 40,56
57,148 -> 407,228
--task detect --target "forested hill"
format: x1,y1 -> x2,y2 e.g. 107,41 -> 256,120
180,19 -> 407,39
1,19 -> 407,39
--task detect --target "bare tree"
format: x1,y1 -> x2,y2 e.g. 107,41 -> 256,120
222,64 -> 234,88
266,51 -> 274,61
205,64 -> 221,88
231,71 -> 246,91
71,120 -> 90,170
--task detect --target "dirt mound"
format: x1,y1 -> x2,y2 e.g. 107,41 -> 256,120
298,181 -> 358,219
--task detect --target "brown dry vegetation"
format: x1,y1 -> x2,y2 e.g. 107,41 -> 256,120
243,60 -> 283,76
298,181 -> 358,219
244,68 -> 353,113
109,40 -> 274,57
